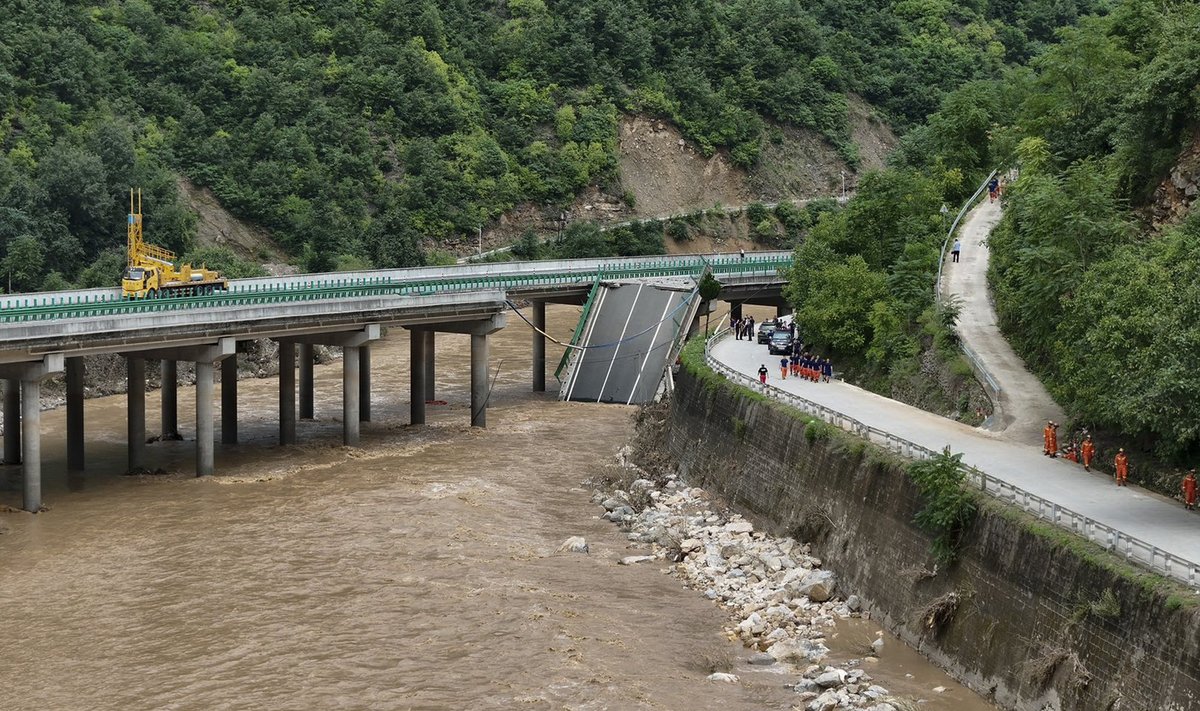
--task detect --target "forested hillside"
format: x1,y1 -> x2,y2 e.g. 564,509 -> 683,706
983,1 -> 1200,471
0,0 -> 1101,292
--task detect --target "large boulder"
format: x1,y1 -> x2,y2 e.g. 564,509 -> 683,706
795,570 -> 837,602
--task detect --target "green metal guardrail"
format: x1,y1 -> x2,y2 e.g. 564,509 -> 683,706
0,255 -> 793,324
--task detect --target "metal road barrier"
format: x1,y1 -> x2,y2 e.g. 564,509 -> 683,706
0,252 -> 793,324
703,329 -> 1200,588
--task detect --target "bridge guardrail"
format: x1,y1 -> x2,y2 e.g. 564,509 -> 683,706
703,329 -> 1200,588
0,253 -> 793,324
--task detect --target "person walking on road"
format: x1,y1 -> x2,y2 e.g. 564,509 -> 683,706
1043,421 -> 1059,457
1183,469 -> 1197,510
1081,435 -> 1095,471
780,357 -> 789,380
951,238 -> 961,263
988,176 -> 1000,202
1115,448 -> 1129,486
758,364 -> 768,384
732,317 -> 742,340
745,316 -> 755,341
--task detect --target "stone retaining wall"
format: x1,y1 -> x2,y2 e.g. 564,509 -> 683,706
661,365 -> 1200,711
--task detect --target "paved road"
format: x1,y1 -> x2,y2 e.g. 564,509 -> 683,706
712,337 -> 1200,573
941,199 -> 1064,445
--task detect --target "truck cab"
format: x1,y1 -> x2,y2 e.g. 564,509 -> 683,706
122,266 -> 156,298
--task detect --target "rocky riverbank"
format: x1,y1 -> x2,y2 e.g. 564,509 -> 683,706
586,443 -> 910,711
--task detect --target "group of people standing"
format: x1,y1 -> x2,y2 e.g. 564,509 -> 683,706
732,316 -> 756,341
1043,420 -> 1198,509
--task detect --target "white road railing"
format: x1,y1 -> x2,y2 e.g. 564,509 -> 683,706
703,329 -> 1200,588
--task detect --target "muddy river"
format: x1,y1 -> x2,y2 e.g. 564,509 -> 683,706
0,303 -> 993,710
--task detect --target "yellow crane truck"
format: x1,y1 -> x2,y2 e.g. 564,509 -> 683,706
122,188 -> 228,299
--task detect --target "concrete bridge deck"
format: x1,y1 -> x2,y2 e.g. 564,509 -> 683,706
0,252 -> 793,513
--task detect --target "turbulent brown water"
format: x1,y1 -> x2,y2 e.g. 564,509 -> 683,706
0,304 -> 992,710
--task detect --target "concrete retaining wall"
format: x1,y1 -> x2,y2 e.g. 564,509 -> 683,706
661,365 -> 1200,711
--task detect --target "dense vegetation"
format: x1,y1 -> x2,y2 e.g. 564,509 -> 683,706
1,0 -> 1102,292
984,1 -> 1200,471
781,0 -> 1200,478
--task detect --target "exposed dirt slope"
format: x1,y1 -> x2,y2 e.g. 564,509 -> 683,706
618,115 -> 752,216
177,177 -> 287,262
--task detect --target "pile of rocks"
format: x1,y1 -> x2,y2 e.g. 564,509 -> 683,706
586,448 -> 903,711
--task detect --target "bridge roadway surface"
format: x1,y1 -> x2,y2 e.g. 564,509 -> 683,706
711,337 -> 1200,577
0,251 -> 792,363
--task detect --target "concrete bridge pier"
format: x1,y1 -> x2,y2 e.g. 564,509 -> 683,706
280,327 -> 379,446
730,303 -> 743,322
0,355 -> 64,511
279,341 -> 296,445
423,331 -> 436,402
196,362 -> 215,475
344,346 -> 360,444
299,344 -> 314,420
531,301 -> 546,392
4,379 -> 20,464
222,356 -> 238,445
132,339 -> 235,476
471,334 -> 488,428
66,357 -> 84,471
410,330 -> 427,426
358,346 -> 371,423
127,357 -> 146,472
777,305 -> 793,319
161,360 -> 178,439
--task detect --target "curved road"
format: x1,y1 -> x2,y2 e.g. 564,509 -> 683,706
711,337 -> 1200,577
941,199 -> 1064,444
714,196 -> 1200,575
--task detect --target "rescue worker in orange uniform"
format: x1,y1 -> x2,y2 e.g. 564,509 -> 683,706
1182,469 -> 1197,511
1047,422 -> 1059,458
1081,435 -> 1095,472
1043,421 -> 1054,456
1064,443 -> 1079,463
1114,448 -> 1129,486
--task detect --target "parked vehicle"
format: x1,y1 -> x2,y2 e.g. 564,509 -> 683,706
767,329 -> 794,355
757,319 -> 778,344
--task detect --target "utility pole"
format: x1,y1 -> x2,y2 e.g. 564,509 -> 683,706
477,225 -> 482,258
841,171 -> 846,201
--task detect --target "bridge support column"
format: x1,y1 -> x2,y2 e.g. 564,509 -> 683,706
279,341 -> 296,445
4,379 -> 20,464
299,344 -> 314,420
423,331 -> 436,402
0,355 -> 63,511
777,305 -> 792,319
221,356 -> 238,445
358,345 -> 371,423
410,332 -> 426,426
196,362 -> 215,476
343,346 -> 360,445
66,357 -> 84,472
532,301 -> 546,392
730,303 -> 743,322
161,360 -> 178,439
127,357 -> 146,472
471,333 -> 488,428
21,380 -> 41,511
